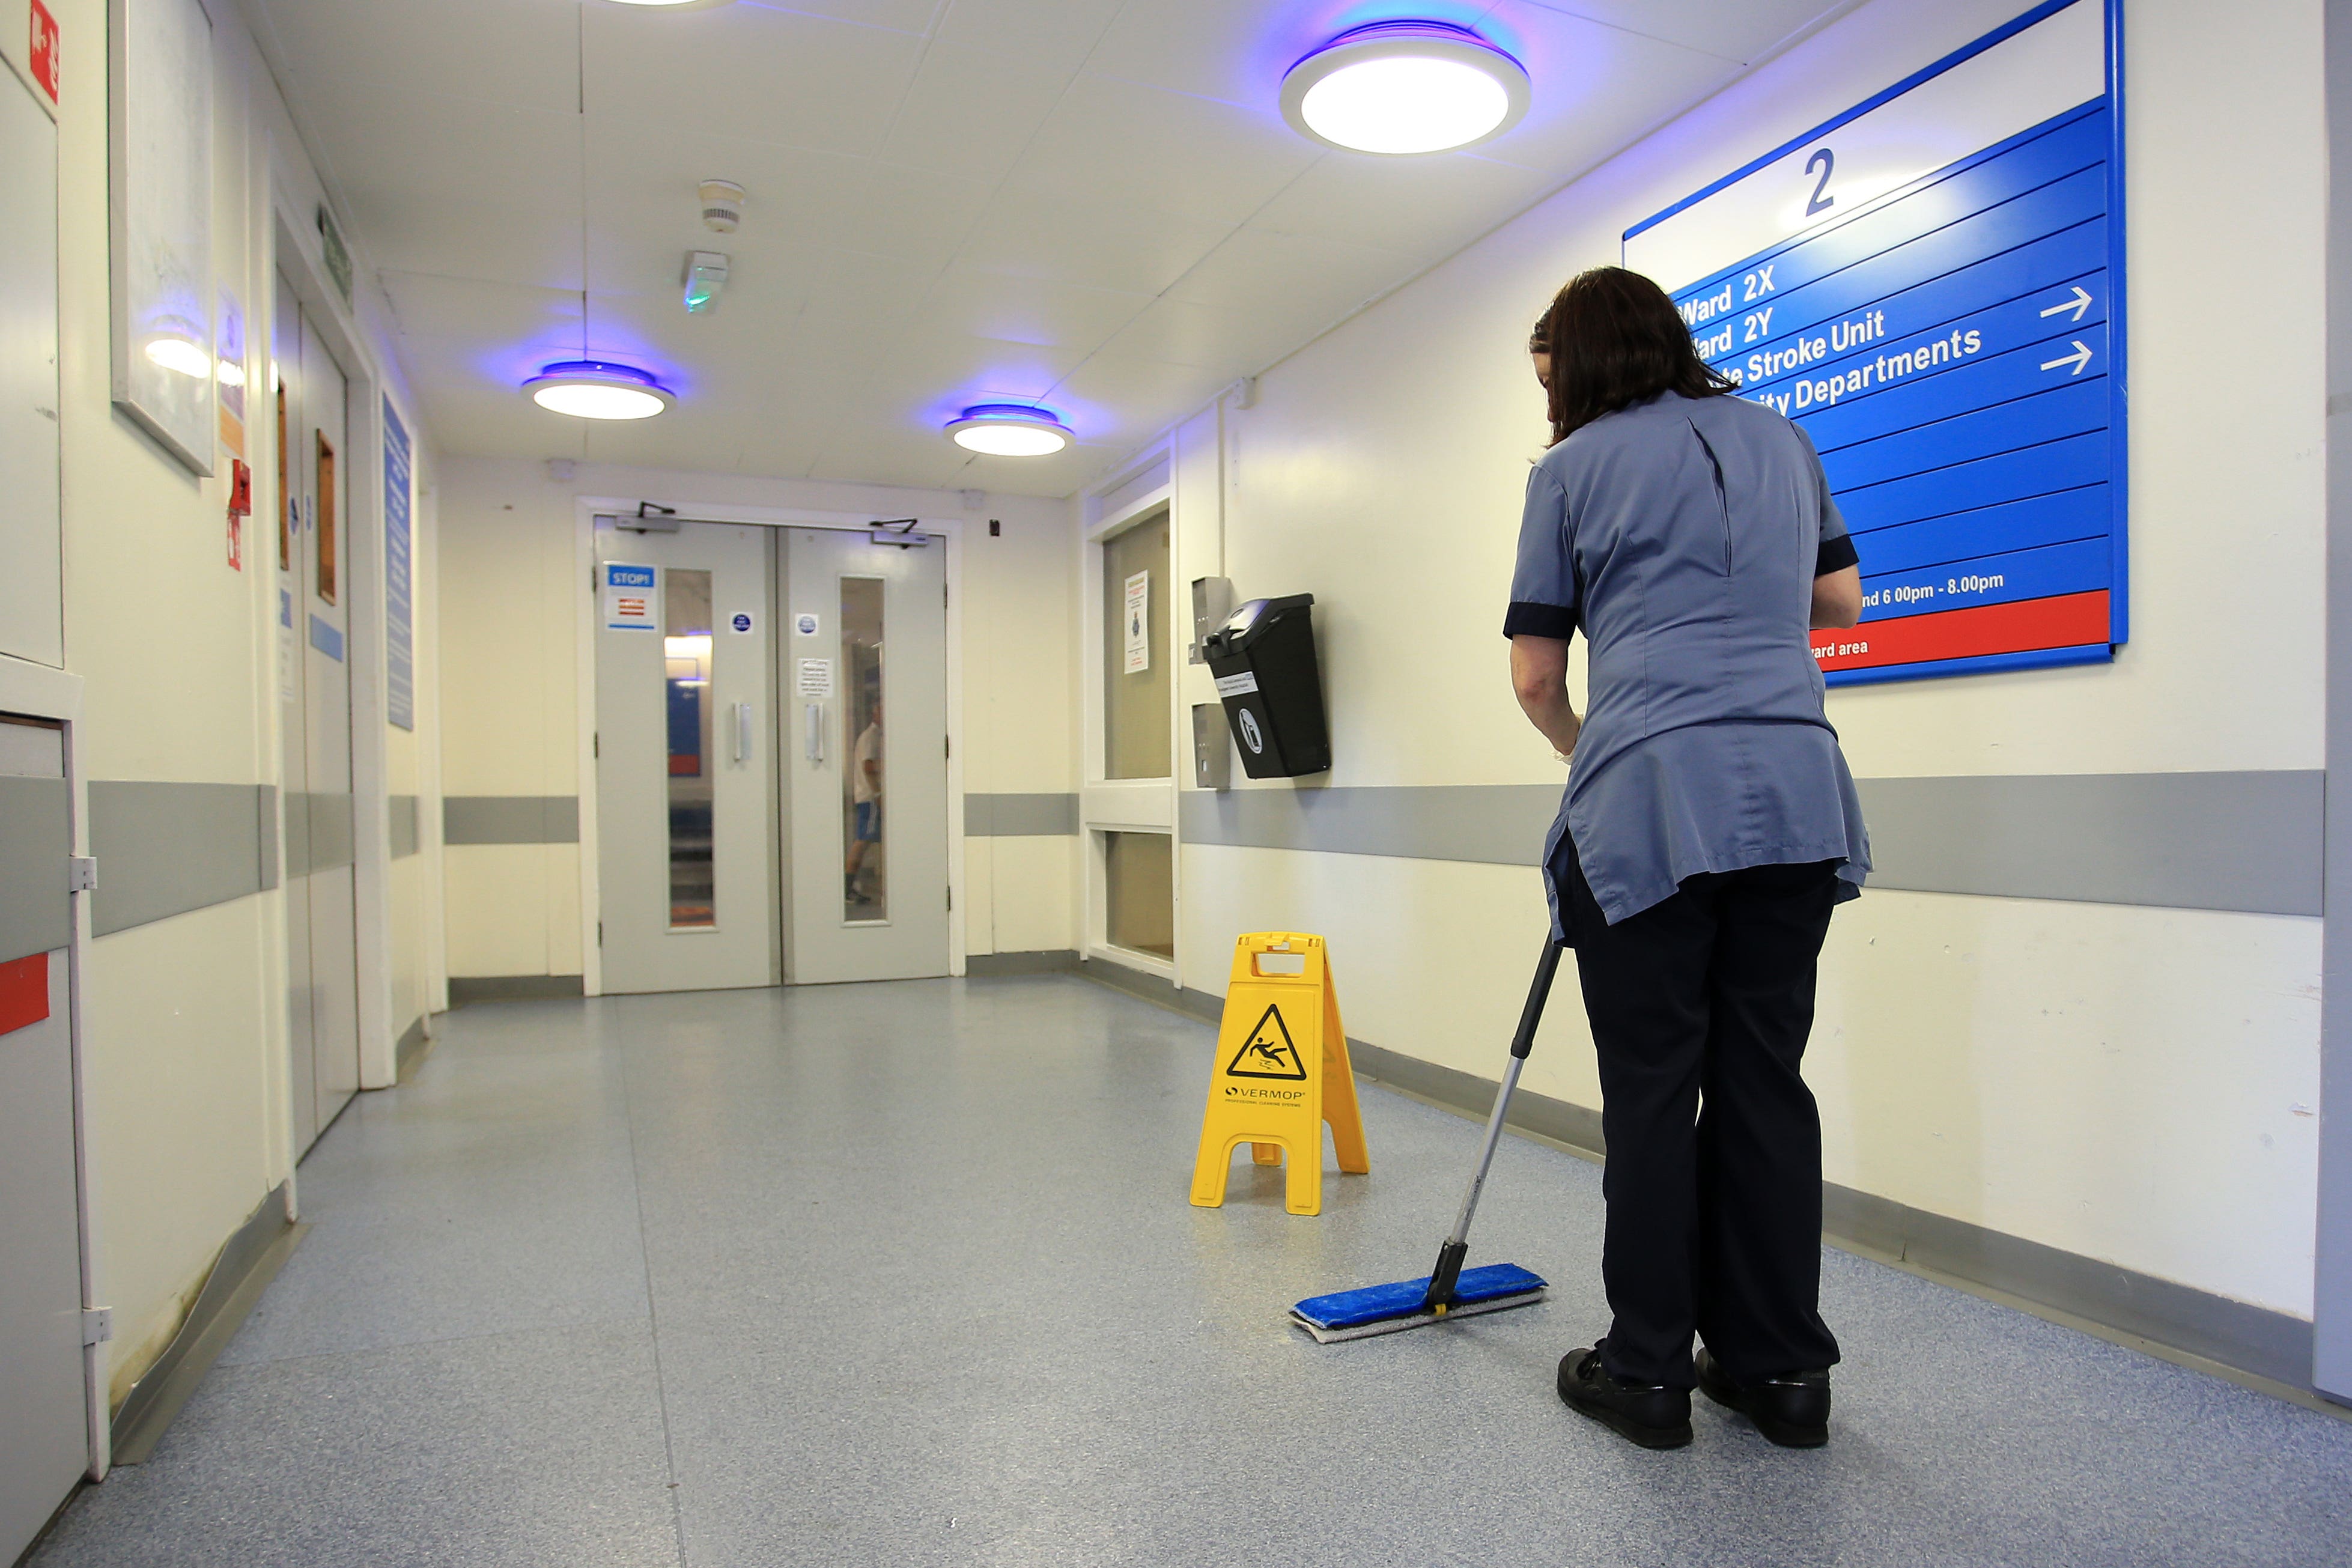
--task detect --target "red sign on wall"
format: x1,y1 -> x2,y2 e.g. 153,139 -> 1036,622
28,0 -> 58,106
0,952 -> 49,1036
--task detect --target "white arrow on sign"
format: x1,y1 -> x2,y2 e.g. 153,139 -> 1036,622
2039,285 -> 2094,323
2040,340 -> 2094,377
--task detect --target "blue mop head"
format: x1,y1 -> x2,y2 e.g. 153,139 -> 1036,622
1290,1262 -> 1548,1343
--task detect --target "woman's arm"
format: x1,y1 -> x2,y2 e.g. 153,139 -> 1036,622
1510,635 -> 1581,756
1811,564 -> 1862,629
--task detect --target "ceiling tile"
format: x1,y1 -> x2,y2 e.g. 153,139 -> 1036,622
1162,227 -> 1414,315
740,0 -> 945,34
584,123 -> 998,275
584,3 -> 927,157
380,271 -> 583,347
251,0 -> 583,117
907,268 -> 1152,349
927,0 -> 1129,78
1080,0 -> 1327,106
1245,152 -> 1557,260
951,190 -> 1233,297
1004,74 -> 1318,228
310,87 -> 585,289
1492,0 -> 1856,64
1468,8 -> 1746,179
877,40 -> 1078,182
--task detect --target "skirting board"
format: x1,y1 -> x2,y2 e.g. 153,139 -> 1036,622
964,950 -> 1084,977
1051,958 -> 2316,1394
111,1184 -> 305,1466
394,1015 -> 432,1084
447,975 -> 586,1007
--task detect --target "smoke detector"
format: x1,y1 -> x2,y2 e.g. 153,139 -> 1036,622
699,180 -> 746,233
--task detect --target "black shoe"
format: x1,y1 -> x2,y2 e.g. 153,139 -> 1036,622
1695,1346 -> 1830,1448
1556,1343 -> 1692,1450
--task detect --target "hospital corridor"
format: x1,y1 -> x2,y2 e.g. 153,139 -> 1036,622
5,0 -> 2352,1563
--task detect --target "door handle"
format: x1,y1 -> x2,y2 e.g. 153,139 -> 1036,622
804,702 -> 825,763
735,702 -> 753,763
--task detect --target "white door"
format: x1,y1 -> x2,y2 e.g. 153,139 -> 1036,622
0,720 -> 85,1562
595,520 -> 777,994
274,273 -> 359,1151
782,527 -> 949,984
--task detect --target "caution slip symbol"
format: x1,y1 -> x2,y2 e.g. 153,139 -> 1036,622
1226,1004 -> 1307,1080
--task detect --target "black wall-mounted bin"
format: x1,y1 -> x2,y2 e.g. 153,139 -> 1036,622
1201,594 -> 1329,779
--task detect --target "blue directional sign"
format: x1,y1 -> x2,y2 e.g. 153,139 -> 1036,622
1624,0 -> 2124,685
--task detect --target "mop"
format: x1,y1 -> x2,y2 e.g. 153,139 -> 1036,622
1290,937 -> 1566,1342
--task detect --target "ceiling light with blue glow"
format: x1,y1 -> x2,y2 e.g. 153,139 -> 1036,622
946,404 -> 1072,457
524,360 -> 675,421
1281,20 -> 1530,155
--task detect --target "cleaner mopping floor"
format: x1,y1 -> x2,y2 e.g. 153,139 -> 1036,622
1301,267 -> 1875,1453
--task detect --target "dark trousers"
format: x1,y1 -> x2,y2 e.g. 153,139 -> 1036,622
1560,849 -> 1843,1388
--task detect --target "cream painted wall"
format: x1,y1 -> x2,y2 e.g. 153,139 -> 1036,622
436,457 -> 1076,977
38,0 -> 442,1396
1146,0 -> 2327,1317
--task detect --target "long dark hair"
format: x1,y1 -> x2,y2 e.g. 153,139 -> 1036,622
1531,266 -> 1734,446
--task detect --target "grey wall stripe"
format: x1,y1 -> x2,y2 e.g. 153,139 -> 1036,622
1057,957 -> 2314,1390
0,776 -> 70,964
89,782 -> 276,937
1179,783 -> 1559,866
443,796 -> 579,846
1855,772 -> 2323,916
389,795 -> 419,860
1176,773 -> 2323,917
965,792 -> 1078,837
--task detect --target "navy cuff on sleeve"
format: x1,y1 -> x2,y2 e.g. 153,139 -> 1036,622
1503,601 -> 1576,640
1816,534 -> 1859,576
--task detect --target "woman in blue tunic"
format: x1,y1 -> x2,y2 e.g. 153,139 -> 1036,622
1507,266 -> 1870,1451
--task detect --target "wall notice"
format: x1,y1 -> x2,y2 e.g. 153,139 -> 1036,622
1123,570 -> 1150,675
1624,0 -> 2123,685
604,563 -> 656,631
383,398 -> 413,729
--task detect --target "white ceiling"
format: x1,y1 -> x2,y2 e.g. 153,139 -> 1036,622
246,0 -> 1856,497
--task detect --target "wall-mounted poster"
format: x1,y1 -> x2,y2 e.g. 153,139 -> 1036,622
108,0 -> 214,476
384,398 -> 413,731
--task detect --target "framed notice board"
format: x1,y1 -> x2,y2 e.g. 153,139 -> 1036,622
1624,0 -> 2124,685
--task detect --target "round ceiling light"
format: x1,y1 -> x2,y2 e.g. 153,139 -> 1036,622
524,360 -> 675,421
1280,21 -> 1530,156
945,404 -> 1072,457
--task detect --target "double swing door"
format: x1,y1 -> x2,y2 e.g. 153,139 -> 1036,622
274,273 -> 361,1155
593,522 -> 947,992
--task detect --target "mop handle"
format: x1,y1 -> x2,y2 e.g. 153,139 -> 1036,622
1446,937 -> 1564,1244
1422,938 -> 1566,1310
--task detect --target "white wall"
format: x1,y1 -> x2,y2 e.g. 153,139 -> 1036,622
41,0 -> 441,1397
436,458 -> 1078,979
1147,0 -> 2324,1317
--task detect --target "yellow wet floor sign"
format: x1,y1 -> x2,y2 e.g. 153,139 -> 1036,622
1189,933 -> 1368,1216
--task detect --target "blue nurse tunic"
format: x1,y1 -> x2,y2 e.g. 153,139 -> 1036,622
1505,389 -> 1871,937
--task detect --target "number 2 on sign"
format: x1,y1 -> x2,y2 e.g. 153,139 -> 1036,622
1804,147 -> 1836,216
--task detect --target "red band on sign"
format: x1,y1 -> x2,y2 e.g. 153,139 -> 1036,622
0,952 -> 50,1036
1811,591 -> 2110,672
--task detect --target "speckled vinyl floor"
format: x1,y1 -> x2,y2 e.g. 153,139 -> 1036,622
29,976 -> 2352,1567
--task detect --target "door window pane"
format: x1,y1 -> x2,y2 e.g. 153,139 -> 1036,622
1102,510 -> 1170,779
664,568 -> 714,929
1104,830 -> 1174,959
842,576 -> 886,922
